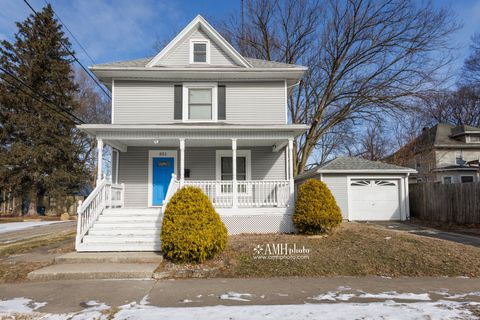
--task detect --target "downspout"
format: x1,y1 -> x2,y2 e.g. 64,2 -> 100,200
405,173 -> 410,220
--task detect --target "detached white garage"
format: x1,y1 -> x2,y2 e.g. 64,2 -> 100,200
295,157 -> 417,221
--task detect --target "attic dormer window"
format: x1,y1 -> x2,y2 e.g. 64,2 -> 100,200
190,39 -> 209,64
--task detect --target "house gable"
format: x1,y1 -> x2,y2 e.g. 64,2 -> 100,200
147,15 -> 251,68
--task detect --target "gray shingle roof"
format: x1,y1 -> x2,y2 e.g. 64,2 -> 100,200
319,157 -> 415,171
90,56 -> 304,69
295,157 -> 416,180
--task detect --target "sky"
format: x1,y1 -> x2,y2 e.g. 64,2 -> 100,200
1,0 -> 479,73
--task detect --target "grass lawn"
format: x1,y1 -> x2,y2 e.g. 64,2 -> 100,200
158,222 -> 480,278
0,231 -> 75,283
0,216 -> 62,223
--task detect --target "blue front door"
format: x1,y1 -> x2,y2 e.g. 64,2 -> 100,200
152,157 -> 174,206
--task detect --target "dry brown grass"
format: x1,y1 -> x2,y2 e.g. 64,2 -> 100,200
212,223 -> 480,278
0,231 -> 75,283
0,231 -> 75,257
0,216 -> 61,223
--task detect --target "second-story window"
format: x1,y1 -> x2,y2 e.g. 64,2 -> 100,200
182,83 -> 218,122
190,40 -> 210,64
189,88 -> 212,120
455,151 -> 464,165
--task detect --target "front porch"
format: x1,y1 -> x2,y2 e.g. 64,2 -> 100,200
75,124 -> 308,251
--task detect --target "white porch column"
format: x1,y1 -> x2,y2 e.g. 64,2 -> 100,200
288,138 -> 294,204
96,139 -> 104,186
232,139 -> 238,208
179,138 -> 185,187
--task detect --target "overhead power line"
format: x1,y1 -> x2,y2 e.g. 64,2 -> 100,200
22,0 -> 112,100
0,66 -> 85,124
43,0 -> 96,65
1,76 -> 79,125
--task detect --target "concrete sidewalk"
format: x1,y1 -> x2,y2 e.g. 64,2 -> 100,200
1,277 -> 480,314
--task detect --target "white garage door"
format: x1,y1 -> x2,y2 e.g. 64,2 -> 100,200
349,179 -> 401,220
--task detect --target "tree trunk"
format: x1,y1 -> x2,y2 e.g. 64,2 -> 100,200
27,189 -> 38,216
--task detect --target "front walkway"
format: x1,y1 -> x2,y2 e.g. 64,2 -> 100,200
1,277 -> 480,318
364,221 -> 480,248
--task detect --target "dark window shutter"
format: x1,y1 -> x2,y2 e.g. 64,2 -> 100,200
217,85 -> 226,120
174,85 -> 183,120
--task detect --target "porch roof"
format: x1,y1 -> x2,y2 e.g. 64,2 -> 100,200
78,123 -> 309,151
78,123 -> 308,136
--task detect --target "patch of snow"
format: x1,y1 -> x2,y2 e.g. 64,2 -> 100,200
219,292 -> 253,302
179,299 -> 195,303
337,286 -> 351,291
1,297 -> 479,320
384,236 -> 392,240
0,297 -> 46,314
357,291 -> 431,301
437,292 -> 480,299
0,221 -> 65,233
277,293 -> 288,297
139,295 -> 149,305
309,292 -> 355,301
112,300 -> 478,320
196,294 -> 202,298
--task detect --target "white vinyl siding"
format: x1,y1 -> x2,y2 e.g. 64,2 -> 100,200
322,175 -> 349,219
113,80 -> 286,125
226,82 -> 286,124
113,81 -> 173,124
160,28 -> 236,66
118,146 -> 287,208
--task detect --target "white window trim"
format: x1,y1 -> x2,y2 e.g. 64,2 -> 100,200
215,150 -> 252,195
147,150 -> 177,207
442,176 -> 452,184
182,82 -> 217,122
215,150 -> 251,180
190,39 -> 210,64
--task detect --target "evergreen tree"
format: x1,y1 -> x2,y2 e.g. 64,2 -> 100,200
0,4 -> 86,215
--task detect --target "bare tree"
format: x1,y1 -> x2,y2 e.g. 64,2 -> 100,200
358,124 -> 391,161
418,86 -> 480,127
462,33 -> 480,86
221,0 -> 458,174
74,69 -> 111,182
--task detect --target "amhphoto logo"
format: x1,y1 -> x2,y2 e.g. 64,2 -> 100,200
252,243 -> 310,260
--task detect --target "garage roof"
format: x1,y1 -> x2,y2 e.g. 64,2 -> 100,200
296,157 -> 417,180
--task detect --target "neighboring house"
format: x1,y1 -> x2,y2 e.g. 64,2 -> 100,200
75,16 -> 309,251
389,123 -> 480,184
295,157 -> 416,221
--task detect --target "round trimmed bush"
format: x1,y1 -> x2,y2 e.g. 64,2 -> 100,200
161,186 -> 228,263
293,179 -> 342,234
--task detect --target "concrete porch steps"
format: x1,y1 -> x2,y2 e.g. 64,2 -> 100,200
28,252 -> 163,281
78,207 -> 164,252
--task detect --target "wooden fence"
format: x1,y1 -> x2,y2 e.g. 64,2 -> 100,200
409,182 -> 480,224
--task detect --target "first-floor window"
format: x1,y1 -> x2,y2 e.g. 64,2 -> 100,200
443,176 -> 452,184
461,176 -> 474,183
221,156 -> 246,181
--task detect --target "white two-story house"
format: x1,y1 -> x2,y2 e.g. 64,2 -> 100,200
75,15 -> 309,251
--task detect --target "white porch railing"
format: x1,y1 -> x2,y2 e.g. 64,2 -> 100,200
183,180 -> 234,207
170,180 -> 290,208
75,179 -> 124,248
162,173 -> 178,213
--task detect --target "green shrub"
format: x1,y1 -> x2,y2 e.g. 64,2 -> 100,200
293,179 -> 342,234
161,186 -> 228,263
